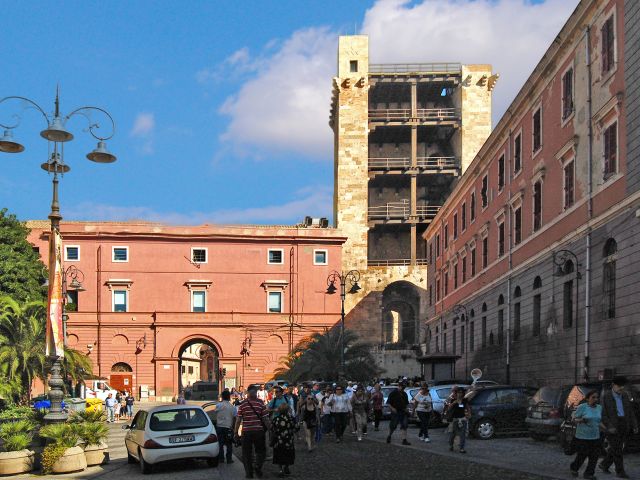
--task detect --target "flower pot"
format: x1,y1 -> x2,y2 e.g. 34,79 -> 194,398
0,449 -> 35,475
51,446 -> 87,474
83,442 -> 109,466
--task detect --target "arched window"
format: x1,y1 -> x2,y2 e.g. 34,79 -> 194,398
497,294 -> 505,344
498,294 -> 505,305
481,303 -> 487,347
470,309 -> 475,318
513,286 -> 522,340
562,260 -> 575,329
533,276 -> 542,336
533,276 -> 542,289
482,303 -> 487,312
603,238 -> 617,319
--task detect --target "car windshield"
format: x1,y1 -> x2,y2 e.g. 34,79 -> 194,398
149,408 -> 209,431
531,386 -> 561,405
436,388 -> 452,399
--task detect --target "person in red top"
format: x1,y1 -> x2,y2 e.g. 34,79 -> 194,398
235,385 -> 271,479
370,383 -> 384,431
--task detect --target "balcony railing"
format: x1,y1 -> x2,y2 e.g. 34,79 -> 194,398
368,201 -> 441,221
369,63 -> 462,75
368,258 -> 429,267
368,108 -> 460,122
368,156 -> 459,171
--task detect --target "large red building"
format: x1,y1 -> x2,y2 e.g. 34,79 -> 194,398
27,220 -> 345,400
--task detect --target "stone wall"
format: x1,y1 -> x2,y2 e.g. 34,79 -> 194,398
460,64 -> 494,173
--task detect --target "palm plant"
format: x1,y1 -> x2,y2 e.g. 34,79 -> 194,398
0,419 -> 35,451
61,347 -> 93,384
75,422 -> 108,447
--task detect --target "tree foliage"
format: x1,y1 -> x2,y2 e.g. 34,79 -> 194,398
274,328 -> 382,383
0,209 -> 47,303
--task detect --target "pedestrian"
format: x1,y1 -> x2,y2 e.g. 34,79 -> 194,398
299,394 -> 319,452
177,390 -> 186,405
216,390 -> 237,464
257,384 -> 268,404
599,376 -> 639,478
104,393 -> 116,423
370,383 -> 384,431
318,386 -> 334,435
447,387 -> 471,454
125,391 -> 135,419
235,385 -> 270,479
413,383 -> 433,443
272,403 -> 296,478
114,395 -> 121,422
268,386 -> 294,418
570,389 -> 603,479
350,385 -> 369,441
386,381 -> 411,445
328,385 -> 351,443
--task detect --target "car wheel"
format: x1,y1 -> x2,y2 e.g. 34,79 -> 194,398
531,433 -> 548,441
139,449 -> 152,475
475,419 -> 496,440
207,457 -> 219,468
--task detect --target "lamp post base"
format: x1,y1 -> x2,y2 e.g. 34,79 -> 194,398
44,356 -> 68,424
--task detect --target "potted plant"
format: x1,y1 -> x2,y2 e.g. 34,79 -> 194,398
39,423 -> 86,474
76,422 -> 109,466
0,420 -> 35,475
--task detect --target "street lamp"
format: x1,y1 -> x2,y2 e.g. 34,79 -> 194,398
240,334 -> 252,387
326,270 -> 361,380
134,334 -> 147,400
553,249 -> 582,384
452,304 -> 469,380
0,89 -> 117,422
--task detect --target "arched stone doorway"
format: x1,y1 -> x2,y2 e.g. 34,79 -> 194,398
178,338 -> 220,400
110,362 -> 133,393
382,281 -> 420,345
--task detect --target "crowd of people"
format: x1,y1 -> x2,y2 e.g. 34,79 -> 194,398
103,390 -> 135,423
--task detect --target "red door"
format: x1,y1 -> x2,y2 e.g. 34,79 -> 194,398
110,374 -> 132,393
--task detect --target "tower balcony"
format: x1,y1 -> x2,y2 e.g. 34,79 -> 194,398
368,156 -> 460,177
368,200 -> 441,225
368,107 -> 460,127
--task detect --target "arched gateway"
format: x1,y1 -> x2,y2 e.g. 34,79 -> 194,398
177,338 -> 220,400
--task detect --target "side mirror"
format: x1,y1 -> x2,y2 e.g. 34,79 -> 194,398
122,424 -> 131,430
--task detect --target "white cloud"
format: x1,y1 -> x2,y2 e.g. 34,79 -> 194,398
63,185 -> 332,226
215,0 -> 576,161
130,112 -> 155,138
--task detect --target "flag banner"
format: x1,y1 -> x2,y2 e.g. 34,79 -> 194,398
45,227 -> 65,357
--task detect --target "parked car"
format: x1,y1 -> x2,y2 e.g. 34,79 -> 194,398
466,385 -> 536,440
557,380 -> 640,453
526,385 -> 571,440
124,405 -> 220,474
431,384 -> 470,425
381,385 -> 398,419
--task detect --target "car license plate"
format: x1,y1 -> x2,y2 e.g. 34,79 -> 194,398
532,412 -> 542,419
169,434 -> 195,444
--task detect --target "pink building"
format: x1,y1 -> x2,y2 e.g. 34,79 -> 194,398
28,220 -> 345,400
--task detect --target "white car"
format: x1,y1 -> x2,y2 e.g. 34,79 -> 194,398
124,405 -> 220,474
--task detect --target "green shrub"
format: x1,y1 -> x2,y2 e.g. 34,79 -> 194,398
0,419 -> 36,438
41,444 -> 67,474
2,432 -> 32,452
76,422 -> 108,447
0,406 -> 33,421
38,423 -> 78,448
68,409 -> 106,423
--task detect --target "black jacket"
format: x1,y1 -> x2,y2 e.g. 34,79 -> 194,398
386,389 -> 409,411
601,389 -> 638,431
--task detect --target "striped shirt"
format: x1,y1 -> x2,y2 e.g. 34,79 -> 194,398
237,399 -> 269,432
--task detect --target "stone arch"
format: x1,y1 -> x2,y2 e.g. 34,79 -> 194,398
67,334 -> 79,346
175,336 -> 221,395
171,334 -> 223,358
112,334 -> 129,346
266,334 -> 284,346
381,281 -> 420,345
111,362 -> 133,372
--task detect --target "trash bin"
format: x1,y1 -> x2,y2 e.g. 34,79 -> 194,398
65,397 -> 86,413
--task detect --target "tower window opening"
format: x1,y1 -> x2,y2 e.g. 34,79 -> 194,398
350,60 -> 358,73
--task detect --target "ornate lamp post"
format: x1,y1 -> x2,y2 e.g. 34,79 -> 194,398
553,249 -> 581,384
0,89 -> 117,422
452,304 -> 469,380
326,270 -> 361,380
240,334 -> 252,388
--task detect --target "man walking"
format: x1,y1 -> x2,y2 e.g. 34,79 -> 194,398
257,384 -> 268,404
599,376 -> 639,478
386,381 -> 411,445
235,385 -> 270,479
216,390 -> 237,464
105,393 -> 116,423
125,391 -> 135,419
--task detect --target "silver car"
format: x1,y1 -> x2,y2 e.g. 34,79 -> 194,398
428,384 -> 470,424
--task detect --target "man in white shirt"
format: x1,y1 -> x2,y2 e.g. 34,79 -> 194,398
328,385 -> 352,443
215,390 -> 237,464
257,384 -> 268,404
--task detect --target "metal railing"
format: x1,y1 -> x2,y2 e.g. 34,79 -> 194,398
368,201 -> 441,221
368,156 -> 459,170
368,258 -> 430,267
368,108 -> 460,122
369,63 -> 462,75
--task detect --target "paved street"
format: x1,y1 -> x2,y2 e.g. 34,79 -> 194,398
14,406 -> 639,479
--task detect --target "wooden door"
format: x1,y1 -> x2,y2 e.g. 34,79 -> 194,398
110,373 -> 132,393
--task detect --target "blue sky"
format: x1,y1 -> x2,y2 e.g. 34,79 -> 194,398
0,0 -> 576,226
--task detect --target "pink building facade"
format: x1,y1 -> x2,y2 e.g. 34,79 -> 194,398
28,221 -> 345,400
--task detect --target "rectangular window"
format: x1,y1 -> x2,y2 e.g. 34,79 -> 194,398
601,16 -> 615,73
533,107 -> 542,153
461,203 -> 466,231
444,271 -> 449,296
562,68 -> 574,120
470,248 -> 476,277
435,234 -> 441,257
453,213 -> 458,239
268,291 -> 283,313
498,222 -> 505,257
443,332 -> 447,353
444,225 -> 449,249
514,134 -> 522,173
460,325 -> 465,354
268,249 -> 284,264
564,161 -> 575,209
313,249 -> 328,265
188,366 -> 194,375
436,278 -> 441,302
192,248 -> 207,264
65,245 -> 80,261
461,256 -> 467,283
429,285 -> 433,306
533,294 -> 541,336
513,302 -> 521,340
603,259 -> 616,319
453,263 -> 458,289
350,60 -> 358,73
470,192 -> 476,221
481,316 -> 487,348
66,290 -> 78,311
192,291 -> 206,313
563,280 -> 573,328
498,154 -> 505,190
469,321 -> 474,352
533,181 -> 542,231
112,246 -> 129,262
453,329 -> 457,355
498,309 -> 504,345
482,237 -> 488,269
604,122 -> 617,177
113,290 -> 127,312
429,243 -> 433,264
481,176 -> 488,208
514,207 -> 522,245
